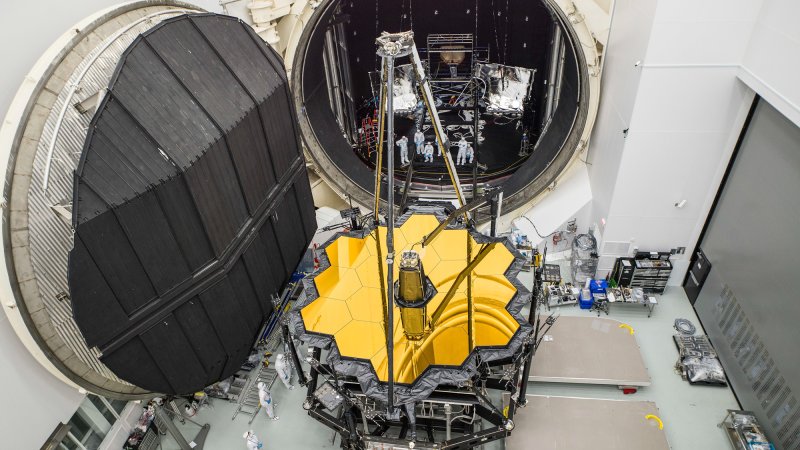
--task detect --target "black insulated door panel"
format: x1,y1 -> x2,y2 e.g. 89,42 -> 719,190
75,214 -> 157,316
115,190 -> 192,295
242,232 -> 282,303
198,280 -> 255,378
102,338 -> 173,394
156,177 -> 215,272
146,20 -> 254,127
138,315 -> 209,395
68,239 -> 130,348
184,139 -> 249,256
69,14 -> 317,395
172,299 -> 227,385
225,111 -> 277,212
227,260 -> 269,331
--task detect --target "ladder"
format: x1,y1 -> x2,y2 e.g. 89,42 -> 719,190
232,282 -> 302,422
360,112 -> 379,156
231,353 -> 279,423
231,330 -> 285,423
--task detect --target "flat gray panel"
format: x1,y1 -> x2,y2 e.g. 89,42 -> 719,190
695,100 -> 800,449
506,396 -> 670,450
530,316 -> 650,387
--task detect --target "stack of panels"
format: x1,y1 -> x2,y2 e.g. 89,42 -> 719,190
68,14 -> 316,395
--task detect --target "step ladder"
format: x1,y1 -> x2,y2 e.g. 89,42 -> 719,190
231,337 -> 283,423
359,112 -> 379,157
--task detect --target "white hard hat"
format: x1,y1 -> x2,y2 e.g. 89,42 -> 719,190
258,382 -> 265,389
243,431 -> 250,438
277,354 -> 284,360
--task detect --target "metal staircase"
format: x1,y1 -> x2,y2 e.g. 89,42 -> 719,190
231,337 -> 282,423
232,276 -> 304,422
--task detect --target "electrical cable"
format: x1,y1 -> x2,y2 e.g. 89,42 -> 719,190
517,215 -> 557,239
674,318 -> 697,335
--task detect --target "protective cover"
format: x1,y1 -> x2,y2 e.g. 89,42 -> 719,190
68,14 -> 316,394
288,203 -> 533,405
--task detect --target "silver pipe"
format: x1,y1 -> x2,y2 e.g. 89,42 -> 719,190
444,403 -> 452,440
554,35 -> 566,113
544,26 -> 562,120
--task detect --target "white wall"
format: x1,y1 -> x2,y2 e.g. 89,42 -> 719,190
0,309 -> 86,448
588,0 -> 761,283
739,0 -> 800,127
586,0 -> 659,240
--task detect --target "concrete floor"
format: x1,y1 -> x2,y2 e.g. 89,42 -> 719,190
158,280 -> 740,450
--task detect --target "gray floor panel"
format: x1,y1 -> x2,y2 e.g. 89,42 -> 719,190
531,315 -> 651,387
507,395 -> 669,450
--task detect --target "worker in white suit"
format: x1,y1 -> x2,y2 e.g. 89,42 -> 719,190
275,354 -> 294,390
456,137 -> 469,165
466,144 -> 474,164
413,128 -> 425,155
396,135 -> 409,165
258,382 -> 278,420
243,430 -> 262,450
423,142 -> 434,162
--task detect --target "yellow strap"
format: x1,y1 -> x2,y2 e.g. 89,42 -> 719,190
645,414 -> 663,430
503,406 -> 509,418
619,323 -> 635,335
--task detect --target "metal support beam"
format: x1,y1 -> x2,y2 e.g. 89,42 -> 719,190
444,403 -> 452,440
304,347 -> 322,409
373,226 -> 390,339
309,407 -> 351,438
517,344 -> 534,407
489,191 -> 503,237
440,426 -> 508,449
399,158 -> 415,211
373,60 -> 388,220
385,53 -> 397,413
430,242 -> 497,327
282,324 -> 308,386
473,389 -> 508,428
421,194 -> 490,248
410,45 -> 467,209
472,77 -> 480,202
467,234 -> 475,351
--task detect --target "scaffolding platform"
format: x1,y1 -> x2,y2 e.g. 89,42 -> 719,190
530,316 -> 651,388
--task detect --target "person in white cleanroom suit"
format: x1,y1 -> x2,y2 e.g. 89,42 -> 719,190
243,430 -> 261,450
424,142 -> 434,162
275,354 -> 294,390
258,382 -> 278,420
466,144 -> 474,164
456,137 -> 469,165
396,135 -> 409,165
414,128 -> 425,155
